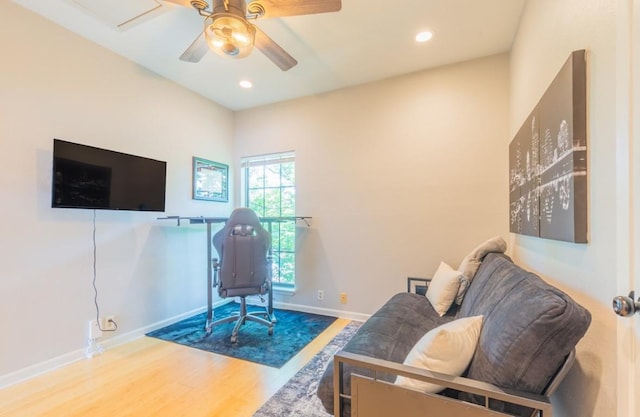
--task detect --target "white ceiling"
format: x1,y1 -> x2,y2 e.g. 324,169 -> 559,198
12,0 -> 526,111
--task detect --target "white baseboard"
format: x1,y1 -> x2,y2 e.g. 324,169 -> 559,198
272,301 -> 370,322
0,300 -> 232,390
0,299 -> 366,389
244,296 -> 370,322
0,347 -> 88,390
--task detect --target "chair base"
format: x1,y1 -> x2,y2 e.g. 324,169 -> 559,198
206,297 -> 273,343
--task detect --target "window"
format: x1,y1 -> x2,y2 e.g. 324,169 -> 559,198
241,152 -> 295,288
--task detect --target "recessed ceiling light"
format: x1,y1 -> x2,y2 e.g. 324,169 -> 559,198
239,80 -> 253,89
415,31 -> 433,43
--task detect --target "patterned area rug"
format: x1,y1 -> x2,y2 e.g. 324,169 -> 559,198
253,320 -> 362,417
146,303 -> 337,368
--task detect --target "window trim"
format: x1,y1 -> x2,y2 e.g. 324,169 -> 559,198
241,151 -> 296,287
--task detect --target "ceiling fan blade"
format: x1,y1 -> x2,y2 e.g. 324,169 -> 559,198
162,0 -> 195,7
180,33 -> 209,63
248,0 -> 341,19
254,27 -> 297,71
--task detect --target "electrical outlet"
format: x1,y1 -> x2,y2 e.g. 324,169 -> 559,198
317,290 -> 324,301
340,292 -> 348,304
99,316 -> 117,331
89,319 -> 103,339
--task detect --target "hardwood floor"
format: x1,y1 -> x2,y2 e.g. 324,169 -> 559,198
0,318 -> 350,417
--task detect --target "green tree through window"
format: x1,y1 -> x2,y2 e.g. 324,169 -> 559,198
242,152 -> 295,287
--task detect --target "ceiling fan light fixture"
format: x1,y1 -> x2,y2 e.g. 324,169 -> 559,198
204,14 -> 256,59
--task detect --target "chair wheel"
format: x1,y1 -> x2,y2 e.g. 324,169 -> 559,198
231,335 -> 238,343
268,327 -> 273,336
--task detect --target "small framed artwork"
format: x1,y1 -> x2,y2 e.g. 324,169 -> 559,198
407,277 -> 430,296
192,157 -> 228,202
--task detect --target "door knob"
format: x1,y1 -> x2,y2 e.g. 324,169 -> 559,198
613,291 -> 640,317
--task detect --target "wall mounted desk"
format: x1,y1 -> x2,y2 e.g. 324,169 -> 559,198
158,215 -> 312,332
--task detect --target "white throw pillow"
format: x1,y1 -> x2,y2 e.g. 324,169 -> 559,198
426,261 -> 462,316
395,315 -> 483,393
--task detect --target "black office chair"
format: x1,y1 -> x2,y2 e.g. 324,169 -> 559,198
210,208 -> 273,343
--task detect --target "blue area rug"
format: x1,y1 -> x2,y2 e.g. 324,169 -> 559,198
253,321 -> 362,416
146,302 -> 337,368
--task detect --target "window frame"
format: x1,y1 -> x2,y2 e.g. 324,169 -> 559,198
241,151 -> 296,289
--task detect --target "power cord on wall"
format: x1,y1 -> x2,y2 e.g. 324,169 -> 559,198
92,209 -> 118,332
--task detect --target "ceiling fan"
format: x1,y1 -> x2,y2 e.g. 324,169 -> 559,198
164,0 -> 342,71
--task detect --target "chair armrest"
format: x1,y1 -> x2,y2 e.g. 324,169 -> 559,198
333,351 -> 553,417
407,277 -> 431,295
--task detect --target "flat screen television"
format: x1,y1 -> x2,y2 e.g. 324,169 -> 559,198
52,139 -> 167,212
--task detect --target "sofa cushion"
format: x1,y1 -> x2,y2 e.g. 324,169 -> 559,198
426,261 -> 462,316
316,292 -> 456,415
458,253 -> 591,415
395,315 -> 483,393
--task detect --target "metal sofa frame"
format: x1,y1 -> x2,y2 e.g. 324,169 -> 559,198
333,347 -> 576,417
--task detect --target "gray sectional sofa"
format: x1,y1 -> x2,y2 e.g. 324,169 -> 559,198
317,253 -> 591,417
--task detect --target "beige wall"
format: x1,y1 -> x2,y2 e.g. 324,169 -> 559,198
0,2 -> 234,382
509,1 -> 617,416
234,54 -> 511,315
1,3 -> 620,414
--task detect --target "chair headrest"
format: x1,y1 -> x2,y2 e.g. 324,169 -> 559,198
227,208 -> 261,226
212,207 -> 271,257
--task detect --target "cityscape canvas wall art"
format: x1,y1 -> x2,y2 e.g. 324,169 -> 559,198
509,50 -> 588,243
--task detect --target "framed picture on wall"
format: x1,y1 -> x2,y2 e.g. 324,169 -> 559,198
192,157 -> 228,202
508,49 -> 587,243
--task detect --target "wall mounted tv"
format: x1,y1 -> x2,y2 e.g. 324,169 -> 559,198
52,139 -> 167,212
